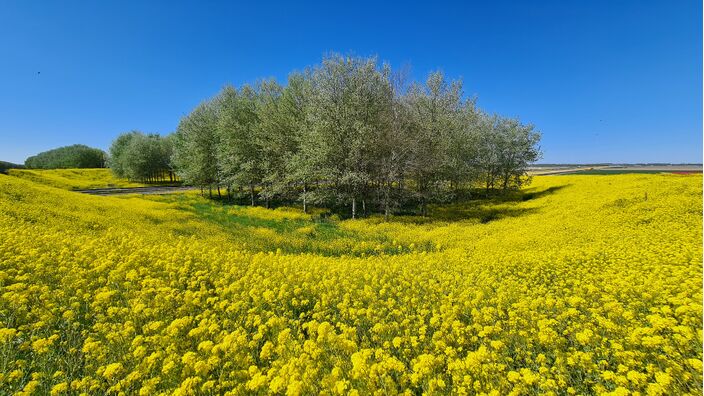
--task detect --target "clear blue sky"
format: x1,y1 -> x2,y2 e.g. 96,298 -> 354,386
0,0 -> 701,164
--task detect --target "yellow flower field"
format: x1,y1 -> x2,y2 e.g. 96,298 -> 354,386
7,169 -> 153,190
0,173 -> 701,395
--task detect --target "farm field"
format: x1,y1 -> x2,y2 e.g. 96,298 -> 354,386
0,172 -> 701,395
529,164 -> 703,176
7,169 -> 176,191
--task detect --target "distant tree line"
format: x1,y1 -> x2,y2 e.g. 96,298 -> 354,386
167,55 -> 541,218
0,161 -> 24,174
25,144 -> 107,169
108,131 -> 176,182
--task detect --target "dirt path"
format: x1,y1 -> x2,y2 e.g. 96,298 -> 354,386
75,186 -> 197,195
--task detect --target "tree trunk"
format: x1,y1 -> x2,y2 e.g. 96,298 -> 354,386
303,183 -> 308,214
250,185 -> 255,206
217,186 -> 221,198
383,181 -> 391,221
352,197 -> 356,219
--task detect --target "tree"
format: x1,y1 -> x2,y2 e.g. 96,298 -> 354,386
215,85 -> 260,204
494,117 -> 542,191
369,65 -> 411,219
280,72 -> 314,212
255,79 -> 287,208
172,99 -> 220,194
306,54 -> 393,218
123,134 -> 173,182
108,131 -> 140,178
445,100 -> 482,196
108,131 -> 174,182
475,114 -> 542,193
405,71 -> 463,215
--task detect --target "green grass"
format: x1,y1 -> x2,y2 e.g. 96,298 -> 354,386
137,193 -> 429,256
133,184 -> 571,255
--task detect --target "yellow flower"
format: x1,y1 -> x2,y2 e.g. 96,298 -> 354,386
626,370 -> 647,386
0,171 -> 701,395
102,363 -> 124,380
507,371 -> 521,383
0,327 -> 17,343
392,336 -> 403,348
575,329 -> 593,345
31,337 -> 55,354
50,382 -> 69,395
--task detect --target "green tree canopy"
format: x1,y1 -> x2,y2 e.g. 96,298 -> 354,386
25,145 -> 107,169
108,132 -> 174,182
165,53 -> 543,217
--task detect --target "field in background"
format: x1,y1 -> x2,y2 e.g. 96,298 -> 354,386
7,169 -> 147,190
7,169 -> 183,190
0,172 -> 701,394
530,164 -> 702,176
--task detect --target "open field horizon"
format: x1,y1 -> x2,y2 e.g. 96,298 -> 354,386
529,164 -> 703,176
532,163 -> 702,168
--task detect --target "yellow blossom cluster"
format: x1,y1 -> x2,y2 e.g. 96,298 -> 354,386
8,169 -> 150,190
0,172 -> 701,395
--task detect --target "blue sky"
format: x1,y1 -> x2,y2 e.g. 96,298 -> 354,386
0,0 -> 701,164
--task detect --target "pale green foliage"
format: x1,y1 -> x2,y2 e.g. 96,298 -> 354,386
171,54 -> 542,217
172,100 -> 220,189
109,131 -> 174,182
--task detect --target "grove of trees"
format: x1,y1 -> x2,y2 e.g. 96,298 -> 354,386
25,144 -> 107,169
108,132 -> 176,182
104,54 -> 541,218
168,55 -> 541,218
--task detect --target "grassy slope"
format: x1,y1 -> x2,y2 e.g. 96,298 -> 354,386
134,192 -> 430,256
